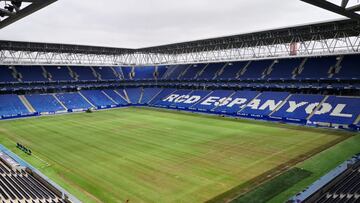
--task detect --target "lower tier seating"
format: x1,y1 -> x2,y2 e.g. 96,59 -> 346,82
0,88 -> 359,129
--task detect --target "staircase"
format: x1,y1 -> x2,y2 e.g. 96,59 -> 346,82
214,63 -> 229,79
236,61 -> 251,79
307,95 -> 330,120
91,67 -> 101,80
268,94 -> 293,116
292,58 -> 307,79
18,95 -> 36,113
114,90 -> 129,103
52,94 -> 68,111
102,91 -> 118,105
329,56 -> 344,78
78,92 -> 95,107
162,66 -> 176,79
11,66 -> 22,82
262,60 -> 277,79
178,64 -> 192,79
138,88 -> 144,104
196,64 -> 209,79
238,92 -> 262,114
41,66 -> 50,81
67,66 -> 78,81
122,89 -> 131,103
354,115 -> 360,125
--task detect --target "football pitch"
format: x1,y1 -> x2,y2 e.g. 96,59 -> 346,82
0,107 -> 356,203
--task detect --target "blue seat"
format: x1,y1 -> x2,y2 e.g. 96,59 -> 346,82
71,67 -> 97,81
214,91 -> 259,114
310,96 -> 360,125
266,58 -> 302,80
165,65 -> 189,80
46,66 -> 74,82
102,90 -> 129,105
55,93 -> 93,110
149,89 -> 176,105
239,91 -> 290,117
134,66 -> 155,80
191,90 -> 234,112
93,67 -> 119,81
197,63 -> 226,80
217,61 -> 247,80
17,66 -> 48,82
271,94 -> 325,120
125,88 -> 142,104
240,60 -> 272,79
0,66 -> 17,83
156,66 -> 168,79
297,56 -> 337,79
81,90 -> 116,107
334,55 -> 360,80
0,94 -> 29,116
122,67 -> 133,80
140,88 -> 162,104
26,94 -> 65,112
180,64 -> 207,80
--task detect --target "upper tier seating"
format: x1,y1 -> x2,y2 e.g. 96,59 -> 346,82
16,66 -> 48,82
0,94 -> 29,116
197,63 -> 226,80
271,94 -> 325,120
334,54 -> 360,79
55,93 -> 93,110
156,66 -> 168,79
140,88 -> 162,104
239,60 -> 272,79
125,88 -> 142,104
266,58 -> 302,80
217,61 -> 247,80
26,94 -> 65,112
0,66 -> 17,83
45,66 -> 74,82
122,67 -> 133,80
297,56 -> 337,79
113,67 -> 124,80
239,91 -> 290,117
310,96 -> 360,125
71,67 -> 97,81
81,90 -> 116,107
164,65 -> 189,80
93,67 -> 120,81
180,64 -> 207,80
134,66 -> 155,80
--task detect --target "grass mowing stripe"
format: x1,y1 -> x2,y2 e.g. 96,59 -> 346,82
0,107 -> 354,203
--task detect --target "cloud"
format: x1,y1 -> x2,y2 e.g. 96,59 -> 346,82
0,0 -> 343,48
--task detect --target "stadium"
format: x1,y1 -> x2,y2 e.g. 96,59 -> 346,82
0,0 -> 359,202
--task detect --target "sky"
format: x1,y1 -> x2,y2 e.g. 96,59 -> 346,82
0,0 -> 346,49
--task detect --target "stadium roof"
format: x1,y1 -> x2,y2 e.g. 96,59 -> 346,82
1,19 -> 359,55
0,0 -> 57,29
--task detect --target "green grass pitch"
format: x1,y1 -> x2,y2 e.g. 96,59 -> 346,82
0,107 -> 357,203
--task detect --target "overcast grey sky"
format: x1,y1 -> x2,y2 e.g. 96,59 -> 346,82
0,0 -> 345,48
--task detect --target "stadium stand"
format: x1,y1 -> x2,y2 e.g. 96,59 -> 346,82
217,61 -> 247,80
102,90 -> 129,105
70,66 -> 98,81
16,66 -> 48,82
134,66 -> 155,80
140,88 -> 162,104
80,90 -> 116,108
0,54 -> 359,130
290,154 -> 360,203
26,94 -> 66,113
0,94 -> 29,117
55,93 -> 93,110
125,88 -> 142,104
0,66 -> 18,83
93,67 -> 120,81
122,66 -> 133,80
45,66 -> 74,82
